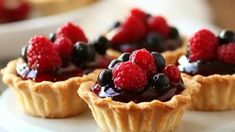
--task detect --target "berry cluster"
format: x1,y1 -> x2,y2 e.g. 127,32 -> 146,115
97,49 -> 183,91
108,8 -> 181,53
0,0 -> 30,23
188,29 -> 235,64
20,22 -> 110,72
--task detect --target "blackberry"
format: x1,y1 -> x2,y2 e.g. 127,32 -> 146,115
151,73 -> 171,90
93,36 -> 110,55
118,53 -> 131,62
98,69 -> 113,86
151,52 -> 165,69
217,30 -> 235,45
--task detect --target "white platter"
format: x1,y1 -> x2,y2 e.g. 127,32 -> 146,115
1,89 -> 235,132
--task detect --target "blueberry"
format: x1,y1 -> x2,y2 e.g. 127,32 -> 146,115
49,33 -> 56,42
118,53 -> 131,62
168,27 -> 180,39
98,69 -> 113,86
72,42 -> 95,66
108,59 -> 121,69
119,43 -> 138,52
93,36 -> 110,55
217,30 -> 235,45
151,52 -> 165,69
145,32 -> 164,52
21,45 -> 28,62
151,73 -> 171,90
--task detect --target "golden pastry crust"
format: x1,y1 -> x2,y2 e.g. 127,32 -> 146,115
182,73 -> 235,111
1,59 -> 102,118
78,76 -> 200,132
106,38 -> 186,65
26,0 -> 97,16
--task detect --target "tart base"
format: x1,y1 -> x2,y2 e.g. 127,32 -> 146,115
182,73 -> 235,111
78,76 -> 199,132
1,59 -> 102,118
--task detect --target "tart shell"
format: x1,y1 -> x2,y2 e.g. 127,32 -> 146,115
182,73 -> 235,111
1,59 -> 102,118
78,76 -> 200,132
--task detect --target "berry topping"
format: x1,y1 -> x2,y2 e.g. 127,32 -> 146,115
112,61 -> 147,90
54,36 -> 73,63
117,53 -> 131,62
111,15 -> 146,44
147,16 -> 170,37
49,33 -> 56,42
93,36 -> 110,55
217,43 -> 235,64
151,52 -> 165,70
163,64 -> 181,82
130,8 -> 148,22
27,35 -> 62,72
21,45 -> 28,62
189,29 -> 218,62
151,73 -> 171,90
217,30 -> 235,45
130,49 -> 156,77
108,59 -> 122,69
57,22 -> 88,44
168,27 -> 180,39
71,42 -> 95,67
145,32 -> 164,52
98,69 -> 113,86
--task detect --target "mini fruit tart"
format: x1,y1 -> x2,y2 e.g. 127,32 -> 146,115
78,49 -> 199,132
1,22 -> 112,118
178,29 -> 235,111
103,8 -> 186,64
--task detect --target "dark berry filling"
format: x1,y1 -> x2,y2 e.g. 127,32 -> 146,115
16,57 -> 111,82
92,80 -> 184,103
178,55 -> 235,76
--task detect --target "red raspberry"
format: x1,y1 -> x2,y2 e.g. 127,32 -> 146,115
27,35 -> 62,72
57,22 -> 88,44
163,64 -> 181,82
112,61 -> 147,90
189,29 -> 218,62
54,36 -> 73,62
130,49 -> 156,77
147,16 -> 170,37
111,15 -> 146,44
217,43 -> 235,64
130,8 -> 148,22
4,1 -> 30,22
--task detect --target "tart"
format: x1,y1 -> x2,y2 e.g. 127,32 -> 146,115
78,49 -> 200,132
105,8 -> 186,64
26,0 -> 96,16
1,22 -> 112,118
178,29 -> 235,111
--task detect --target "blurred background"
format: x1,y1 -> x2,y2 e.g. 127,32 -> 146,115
0,0 -> 234,93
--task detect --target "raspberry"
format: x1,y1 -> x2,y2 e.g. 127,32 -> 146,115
27,35 -> 62,72
189,29 -> 218,62
112,61 -> 147,90
163,64 -> 181,82
54,36 -> 73,62
4,2 -> 30,22
57,22 -> 88,44
217,43 -> 235,64
130,8 -> 148,22
111,15 -> 146,44
130,49 -> 156,77
147,16 -> 170,37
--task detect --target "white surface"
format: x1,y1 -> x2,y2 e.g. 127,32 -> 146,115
0,0 -> 220,59
1,89 -> 235,132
